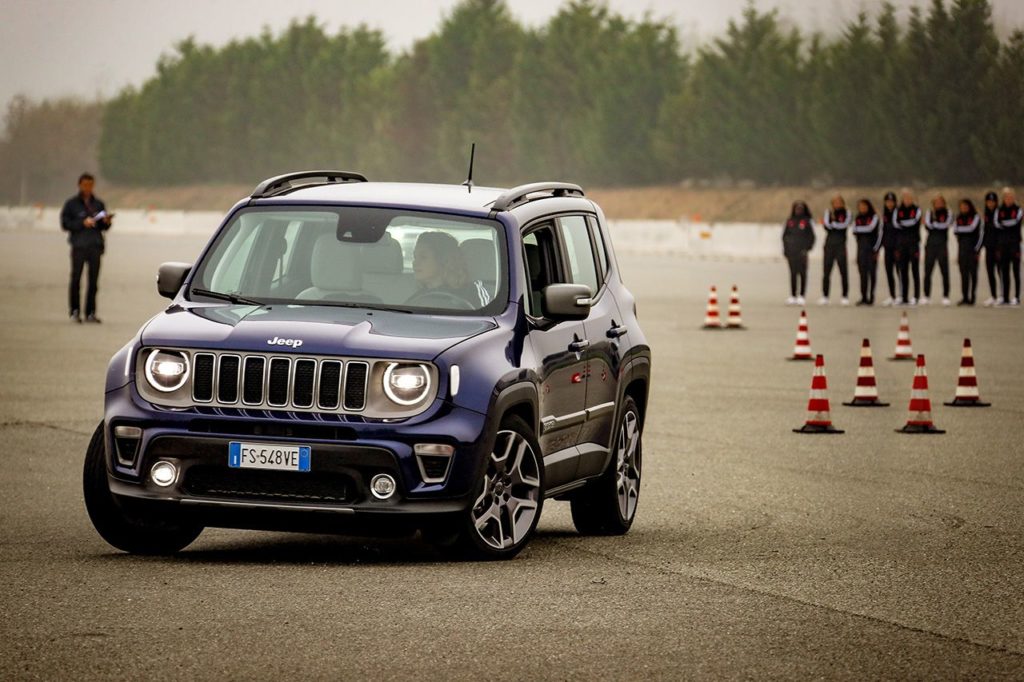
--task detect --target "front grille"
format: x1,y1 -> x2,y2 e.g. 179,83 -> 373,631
268,358 -> 290,407
140,348 -> 434,418
344,362 -> 368,411
242,357 -> 265,404
193,354 -> 215,402
184,466 -> 352,504
293,360 -> 316,408
218,355 -> 240,403
318,361 -> 342,409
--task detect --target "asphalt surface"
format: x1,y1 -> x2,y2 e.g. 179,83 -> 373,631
1,231 -> 1022,679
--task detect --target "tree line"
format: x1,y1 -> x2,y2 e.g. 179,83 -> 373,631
2,0 -> 1022,205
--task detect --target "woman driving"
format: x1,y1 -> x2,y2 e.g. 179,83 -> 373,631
409,231 -> 490,308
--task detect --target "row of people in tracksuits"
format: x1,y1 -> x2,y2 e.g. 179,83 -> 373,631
782,187 -> 1023,306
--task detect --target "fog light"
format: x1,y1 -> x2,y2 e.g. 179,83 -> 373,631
370,473 -> 397,500
150,461 -> 178,487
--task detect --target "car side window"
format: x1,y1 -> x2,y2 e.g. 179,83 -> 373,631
522,225 -> 560,317
557,215 -> 599,295
587,216 -> 610,281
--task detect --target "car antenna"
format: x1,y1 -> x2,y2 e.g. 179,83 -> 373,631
461,142 -> 475,193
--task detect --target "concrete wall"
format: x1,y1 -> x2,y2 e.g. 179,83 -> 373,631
0,206 -> 790,261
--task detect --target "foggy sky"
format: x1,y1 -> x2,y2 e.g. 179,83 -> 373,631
2,0 -> 1023,111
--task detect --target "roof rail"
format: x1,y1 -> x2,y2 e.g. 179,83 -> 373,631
251,170 -> 367,199
490,182 -> 585,212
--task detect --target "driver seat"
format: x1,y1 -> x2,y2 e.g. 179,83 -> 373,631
297,234 -> 381,303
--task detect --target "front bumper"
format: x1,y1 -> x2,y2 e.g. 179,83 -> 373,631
103,382 -> 494,532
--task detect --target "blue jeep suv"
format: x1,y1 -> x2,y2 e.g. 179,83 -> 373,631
84,171 -> 651,559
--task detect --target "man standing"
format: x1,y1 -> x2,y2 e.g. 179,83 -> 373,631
61,173 -> 112,323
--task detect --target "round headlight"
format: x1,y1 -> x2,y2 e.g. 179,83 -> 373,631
383,363 -> 431,406
144,349 -> 190,392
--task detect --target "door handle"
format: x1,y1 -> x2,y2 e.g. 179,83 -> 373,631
607,321 -> 628,338
568,338 -> 590,353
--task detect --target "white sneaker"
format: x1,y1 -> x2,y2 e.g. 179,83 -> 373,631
919,296 -> 930,305
840,297 -> 850,306
786,296 -> 797,305
894,297 -> 904,306
996,297 -> 1005,306
881,297 -> 894,307
908,297 -> 918,306
983,297 -> 996,307
1012,298 -> 1021,306
818,297 -> 829,306
796,296 -> 806,306
942,297 -> 951,306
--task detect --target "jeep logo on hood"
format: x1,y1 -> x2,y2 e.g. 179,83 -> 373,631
268,336 -> 303,349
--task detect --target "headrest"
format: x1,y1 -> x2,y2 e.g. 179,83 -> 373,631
311,234 -> 363,291
460,238 -> 497,282
362,234 -> 403,274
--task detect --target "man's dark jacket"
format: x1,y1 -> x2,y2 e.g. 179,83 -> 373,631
61,193 -> 110,251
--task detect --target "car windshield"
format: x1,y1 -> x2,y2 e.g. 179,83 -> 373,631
190,206 -> 507,315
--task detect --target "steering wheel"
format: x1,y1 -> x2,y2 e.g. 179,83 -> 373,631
405,289 -> 475,310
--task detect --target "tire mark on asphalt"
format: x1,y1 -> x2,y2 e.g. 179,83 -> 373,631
555,540 -> 1024,658
0,420 -> 92,436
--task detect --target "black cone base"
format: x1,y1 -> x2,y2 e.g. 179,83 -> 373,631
943,398 -> 991,407
888,357 -> 915,361
896,423 -> 946,434
788,356 -> 814,361
842,399 -> 890,407
793,423 -> 845,434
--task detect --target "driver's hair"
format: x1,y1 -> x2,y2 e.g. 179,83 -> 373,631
415,231 -> 470,288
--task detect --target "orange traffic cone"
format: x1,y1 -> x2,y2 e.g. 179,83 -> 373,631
789,310 -> 813,360
889,311 -> 914,360
843,338 -> 889,407
793,355 -> 844,433
897,354 -> 945,433
703,286 -> 722,329
944,338 -> 991,407
725,285 -> 744,329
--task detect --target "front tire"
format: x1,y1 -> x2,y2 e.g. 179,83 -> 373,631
83,422 -> 203,555
570,397 -> 642,535
449,415 -> 545,560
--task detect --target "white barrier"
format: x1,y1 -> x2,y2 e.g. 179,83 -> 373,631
0,206 -> 792,260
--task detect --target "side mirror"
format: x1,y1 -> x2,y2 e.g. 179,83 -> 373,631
542,283 -> 592,321
157,262 -> 192,299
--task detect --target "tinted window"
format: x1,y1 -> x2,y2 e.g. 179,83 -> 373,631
588,216 -> 609,280
558,215 -> 599,295
522,225 -> 559,317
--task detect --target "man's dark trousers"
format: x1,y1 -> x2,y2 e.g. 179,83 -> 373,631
70,246 -> 102,316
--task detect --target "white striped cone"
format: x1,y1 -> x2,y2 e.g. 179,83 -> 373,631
703,285 -> 722,328
897,354 -> 945,433
794,354 -> 843,433
890,311 -> 914,360
726,285 -> 744,328
790,310 -> 812,360
945,338 -> 991,407
843,338 -> 889,406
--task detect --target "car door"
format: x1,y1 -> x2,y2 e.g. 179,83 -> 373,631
522,223 -> 588,489
555,214 -> 625,479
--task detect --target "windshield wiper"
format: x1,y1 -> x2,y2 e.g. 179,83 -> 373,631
190,288 -> 266,306
290,300 -> 413,314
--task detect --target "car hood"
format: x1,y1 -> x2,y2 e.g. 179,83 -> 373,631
140,303 -> 497,360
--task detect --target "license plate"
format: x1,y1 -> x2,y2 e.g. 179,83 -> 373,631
228,442 -> 311,472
